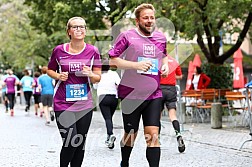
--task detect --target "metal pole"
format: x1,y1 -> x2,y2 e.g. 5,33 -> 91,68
240,87 -> 252,150
174,33 -> 189,133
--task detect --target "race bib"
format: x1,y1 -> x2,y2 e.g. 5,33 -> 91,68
66,84 -> 88,101
137,57 -> 158,75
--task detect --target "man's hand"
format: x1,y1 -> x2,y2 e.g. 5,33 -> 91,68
136,60 -> 152,72
161,64 -> 169,78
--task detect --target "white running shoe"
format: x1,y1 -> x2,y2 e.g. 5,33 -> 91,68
108,135 -> 116,149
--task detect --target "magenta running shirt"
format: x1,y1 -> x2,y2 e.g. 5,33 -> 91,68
33,77 -> 41,95
4,75 -> 17,94
109,29 -> 167,100
48,43 -> 101,112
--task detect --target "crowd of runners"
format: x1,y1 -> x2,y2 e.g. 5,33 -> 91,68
1,3 -> 186,167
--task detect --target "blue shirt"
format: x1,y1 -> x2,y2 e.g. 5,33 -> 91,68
38,74 -> 54,95
1,74 -> 8,93
20,76 -> 34,92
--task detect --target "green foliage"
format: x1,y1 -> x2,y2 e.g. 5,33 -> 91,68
159,0 -> 252,64
1,0 -> 251,75
0,0 -> 49,72
202,63 -> 233,89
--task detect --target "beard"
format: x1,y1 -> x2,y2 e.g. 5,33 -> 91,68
138,23 -> 155,35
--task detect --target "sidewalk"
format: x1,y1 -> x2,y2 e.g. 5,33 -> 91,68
0,104 -> 252,167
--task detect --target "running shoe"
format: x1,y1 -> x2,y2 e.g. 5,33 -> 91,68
40,112 -> 43,117
45,121 -> 50,126
35,112 -> 38,116
50,111 -> 55,121
10,111 -> 14,116
25,106 -> 28,112
177,135 -> 185,153
105,139 -> 109,146
108,135 -> 116,149
120,161 -> 129,167
105,135 -> 109,146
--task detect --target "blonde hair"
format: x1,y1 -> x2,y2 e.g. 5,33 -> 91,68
7,69 -> 13,75
134,3 -> 155,19
66,17 -> 86,39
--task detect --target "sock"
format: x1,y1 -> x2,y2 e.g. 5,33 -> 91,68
121,145 -> 133,167
146,147 -> 160,167
172,120 -> 180,136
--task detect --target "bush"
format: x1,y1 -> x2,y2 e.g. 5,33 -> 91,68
202,63 -> 233,89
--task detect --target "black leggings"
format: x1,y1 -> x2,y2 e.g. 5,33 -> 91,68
55,109 -> 93,167
99,95 -> 118,135
24,91 -> 33,109
7,93 -> 15,110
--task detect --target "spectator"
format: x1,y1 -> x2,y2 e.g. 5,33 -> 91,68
190,66 -> 211,90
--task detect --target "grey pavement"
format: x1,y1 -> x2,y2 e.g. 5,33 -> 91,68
0,103 -> 252,167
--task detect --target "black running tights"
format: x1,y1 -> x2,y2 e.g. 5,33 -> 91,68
99,94 -> 118,135
55,110 -> 93,167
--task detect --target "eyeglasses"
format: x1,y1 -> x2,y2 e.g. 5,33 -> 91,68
70,25 -> 86,30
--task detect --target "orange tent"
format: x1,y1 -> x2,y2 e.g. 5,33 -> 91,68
233,48 -> 244,88
186,61 -> 194,90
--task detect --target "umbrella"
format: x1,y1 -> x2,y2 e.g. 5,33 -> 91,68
233,48 -> 244,88
193,54 -> 202,67
186,61 -> 194,90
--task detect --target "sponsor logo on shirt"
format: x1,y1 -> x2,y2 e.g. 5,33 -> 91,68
143,44 -> 155,57
59,56 -> 70,59
69,62 -> 82,72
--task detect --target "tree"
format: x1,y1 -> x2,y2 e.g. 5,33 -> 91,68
159,0 -> 252,64
24,0 -> 252,64
0,0 -> 49,72
23,0 -> 138,58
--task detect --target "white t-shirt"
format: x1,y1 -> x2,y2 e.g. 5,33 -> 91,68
192,74 -> 200,90
95,70 -> 121,97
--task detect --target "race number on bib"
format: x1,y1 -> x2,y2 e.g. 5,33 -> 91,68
137,57 -> 158,75
66,84 -> 88,101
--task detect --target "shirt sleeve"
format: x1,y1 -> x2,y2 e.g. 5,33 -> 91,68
108,32 -> 129,58
48,47 -> 59,71
92,46 -> 102,69
175,65 -> 182,76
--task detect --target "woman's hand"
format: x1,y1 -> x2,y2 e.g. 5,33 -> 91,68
58,72 -> 69,81
82,65 -> 94,77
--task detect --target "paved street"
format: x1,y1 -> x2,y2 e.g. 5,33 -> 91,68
0,103 -> 252,167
